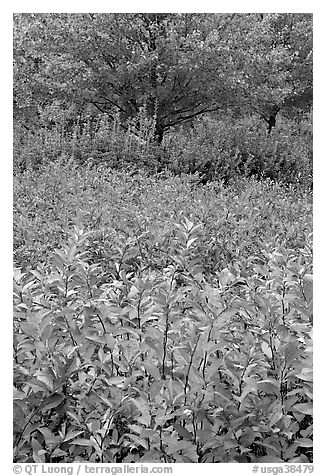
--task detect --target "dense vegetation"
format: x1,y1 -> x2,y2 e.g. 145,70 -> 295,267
13,13 -> 313,464
14,12 -> 312,186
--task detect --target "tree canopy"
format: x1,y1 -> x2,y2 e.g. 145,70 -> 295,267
13,13 -> 312,141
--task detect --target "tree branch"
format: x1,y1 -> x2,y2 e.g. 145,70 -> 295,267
99,96 -> 127,113
165,104 -> 221,127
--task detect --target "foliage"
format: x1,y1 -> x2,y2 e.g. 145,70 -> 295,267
14,164 -> 312,463
14,110 -> 312,188
13,108 -> 159,173
13,12 -> 313,464
227,14 -> 312,122
14,161 -> 312,271
163,114 -> 312,185
13,13 -> 312,141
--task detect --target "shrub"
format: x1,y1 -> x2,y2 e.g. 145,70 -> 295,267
14,162 -> 312,273
14,110 -> 312,189
13,163 -> 312,463
162,114 -> 312,187
14,109 -> 160,174
14,218 -> 313,463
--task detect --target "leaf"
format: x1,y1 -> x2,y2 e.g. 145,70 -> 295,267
51,448 -> 68,458
268,408 -> 283,427
261,341 -> 273,359
19,322 -> 38,338
288,455 -> 310,463
293,403 -> 313,415
142,361 -> 161,380
70,438 -> 95,447
42,394 -> 65,412
186,237 -> 198,249
139,429 -> 158,439
31,437 -> 43,453
216,309 -> 237,329
13,387 -> 27,400
223,438 -> 238,450
63,430 -> 84,442
36,372 -> 54,391
85,334 -> 106,345
295,368 -> 313,382
240,428 -> 256,447
37,427 -> 60,447
219,268 -> 235,287
128,424 -> 142,435
256,456 -> 285,463
296,438 -> 313,447
33,451 -> 46,463
240,377 -> 258,401
106,376 -> 125,386
105,334 -> 116,349
126,433 -> 148,449
134,413 -> 149,426
284,341 -> 301,364
96,393 -> 113,408
129,398 -> 151,426
258,378 -> 280,388
182,217 -> 194,231
172,422 -> 193,441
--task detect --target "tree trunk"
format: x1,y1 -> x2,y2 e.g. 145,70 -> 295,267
154,123 -> 164,144
267,114 -> 276,134
266,106 -> 280,134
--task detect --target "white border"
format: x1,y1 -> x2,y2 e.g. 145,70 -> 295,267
2,3 -> 324,474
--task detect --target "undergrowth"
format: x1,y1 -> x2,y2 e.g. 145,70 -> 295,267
14,109 -> 312,189
13,161 -> 313,463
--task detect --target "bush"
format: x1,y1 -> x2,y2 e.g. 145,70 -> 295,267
14,161 -> 312,273
13,163 -> 312,463
162,114 -> 312,187
14,218 -> 313,463
14,108 -> 160,174
14,110 -> 312,189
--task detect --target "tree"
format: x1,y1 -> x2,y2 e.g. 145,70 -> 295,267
226,13 -> 312,133
13,13 -> 312,140
14,13 -> 235,142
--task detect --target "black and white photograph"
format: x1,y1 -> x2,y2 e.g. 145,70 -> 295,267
11,4 -> 314,471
